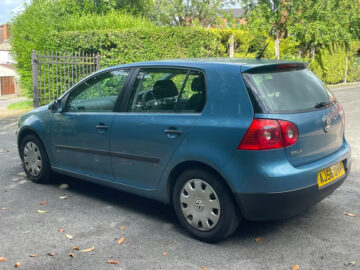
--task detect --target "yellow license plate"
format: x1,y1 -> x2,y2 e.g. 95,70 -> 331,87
317,161 -> 345,188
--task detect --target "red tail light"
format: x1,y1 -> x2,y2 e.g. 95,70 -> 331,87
238,119 -> 298,150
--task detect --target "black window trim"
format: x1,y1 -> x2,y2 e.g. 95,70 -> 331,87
119,65 -> 207,114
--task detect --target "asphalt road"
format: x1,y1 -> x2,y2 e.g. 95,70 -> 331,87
0,87 -> 359,270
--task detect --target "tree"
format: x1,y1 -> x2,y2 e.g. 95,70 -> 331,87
60,0 -> 153,16
242,0 -> 360,59
149,0 -> 240,27
288,0 -> 360,54
242,0 -> 302,59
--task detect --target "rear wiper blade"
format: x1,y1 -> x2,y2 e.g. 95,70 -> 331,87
314,101 -> 333,109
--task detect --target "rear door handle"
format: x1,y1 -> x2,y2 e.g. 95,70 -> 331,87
96,124 -> 109,130
164,129 -> 183,135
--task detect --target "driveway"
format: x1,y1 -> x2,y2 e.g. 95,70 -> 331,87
0,87 -> 359,270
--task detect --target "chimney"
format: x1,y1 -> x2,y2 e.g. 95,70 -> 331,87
3,24 -> 8,41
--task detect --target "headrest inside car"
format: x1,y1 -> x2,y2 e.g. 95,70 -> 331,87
153,80 -> 178,99
191,77 -> 205,92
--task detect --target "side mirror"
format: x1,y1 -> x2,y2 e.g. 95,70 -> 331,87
48,99 -> 61,113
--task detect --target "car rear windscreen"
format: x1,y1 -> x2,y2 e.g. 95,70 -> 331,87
243,68 -> 333,113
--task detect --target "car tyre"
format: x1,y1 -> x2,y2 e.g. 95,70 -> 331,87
173,168 -> 241,243
20,134 -> 51,184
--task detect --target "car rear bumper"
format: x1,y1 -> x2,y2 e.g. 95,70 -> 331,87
235,171 -> 349,220
223,140 -> 351,221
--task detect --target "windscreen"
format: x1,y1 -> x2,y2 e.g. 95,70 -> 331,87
243,68 -> 333,113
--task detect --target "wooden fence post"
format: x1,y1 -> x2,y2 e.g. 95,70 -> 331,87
344,55 -> 349,83
95,52 -> 101,71
229,35 -> 235,58
32,50 -> 39,107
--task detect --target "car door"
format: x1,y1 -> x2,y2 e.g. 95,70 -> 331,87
50,68 -> 131,180
110,67 -> 206,189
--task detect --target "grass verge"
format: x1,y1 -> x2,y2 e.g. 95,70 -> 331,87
7,100 -> 33,111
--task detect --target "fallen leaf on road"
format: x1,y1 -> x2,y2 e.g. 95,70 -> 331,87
293,265 -> 299,270
255,237 -> 261,242
79,246 -> 95,252
59,184 -> 69,189
58,228 -> 65,233
344,211 -> 357,217
59,195 -> 68,199
15,262 -> 21,268
0,257 -> 7,262
48,252 -> 55,256
201,267 -> 207,270
29,254 -> 38,257
344,261 -> 356,266
69,253 -> 75,258
119,226 -> 126,230
118,237 -> 125,245
72,246 -> 80,251
37,210 -> 47,214
107,260 -> 119,264
65,234 -> 74,240
163,252 -> 167,256
1,208 -> 7,210
40,201 -> 46,205
6,150 -> 10,152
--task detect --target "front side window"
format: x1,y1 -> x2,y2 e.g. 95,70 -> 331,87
66,69 -> 130,112
127,68 -> 205,113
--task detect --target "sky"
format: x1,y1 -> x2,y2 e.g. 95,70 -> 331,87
0,0 -> 27,24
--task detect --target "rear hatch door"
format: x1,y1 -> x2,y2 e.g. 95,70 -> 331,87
242,63 -> 344,167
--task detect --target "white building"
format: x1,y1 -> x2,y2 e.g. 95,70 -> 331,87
0,24 -> 19,96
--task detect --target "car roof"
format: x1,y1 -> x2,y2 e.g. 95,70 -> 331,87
100,58 -> 306,73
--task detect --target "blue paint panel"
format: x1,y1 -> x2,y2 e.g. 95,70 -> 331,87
50,112 -> 115,180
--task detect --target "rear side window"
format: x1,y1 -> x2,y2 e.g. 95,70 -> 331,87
127,68 -> 205,113
243,68 -> 332,113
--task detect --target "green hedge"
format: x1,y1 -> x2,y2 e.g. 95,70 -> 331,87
308,42 -> 360,84
12,24 -> 360,98
16,27 -> 228,97
50,27 -> 225,68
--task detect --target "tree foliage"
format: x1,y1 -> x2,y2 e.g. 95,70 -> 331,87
149,0 -> 240,27
242,0 -> 360,56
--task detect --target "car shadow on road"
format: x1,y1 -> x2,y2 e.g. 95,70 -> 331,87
48,173 -> 298,244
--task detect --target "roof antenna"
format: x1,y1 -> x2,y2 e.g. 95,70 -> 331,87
256,41 -> 270,60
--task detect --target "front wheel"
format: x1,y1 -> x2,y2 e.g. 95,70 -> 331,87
20,134 -> 51,183
173,169 -> 241,243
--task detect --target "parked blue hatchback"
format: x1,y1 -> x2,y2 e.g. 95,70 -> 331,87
17,59 -> 351,242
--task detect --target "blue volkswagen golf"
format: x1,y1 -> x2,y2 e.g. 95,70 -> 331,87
17,59 -> 351,242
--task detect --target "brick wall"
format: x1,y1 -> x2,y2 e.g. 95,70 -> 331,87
0,24 -> 9,44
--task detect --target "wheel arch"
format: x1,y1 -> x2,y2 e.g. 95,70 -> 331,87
17,127 -> 47,159
166,160 -> 237,207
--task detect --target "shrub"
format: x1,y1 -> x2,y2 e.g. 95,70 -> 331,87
49,28 -> 226,68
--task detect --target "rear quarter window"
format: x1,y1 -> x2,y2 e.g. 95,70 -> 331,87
243,68 -> 332,113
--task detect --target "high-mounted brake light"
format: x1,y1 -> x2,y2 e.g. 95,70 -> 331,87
276,64 -> 302,70
238,119 -> 299,150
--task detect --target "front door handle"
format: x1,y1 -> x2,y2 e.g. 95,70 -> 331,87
96,123 -> 109,130
164,128 -> 183,135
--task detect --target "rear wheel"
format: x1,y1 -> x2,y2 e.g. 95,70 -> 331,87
20,134 -> 51,183
173,168 -> 240,242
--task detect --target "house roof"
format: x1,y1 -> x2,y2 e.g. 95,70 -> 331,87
222,8 -> 245,18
